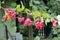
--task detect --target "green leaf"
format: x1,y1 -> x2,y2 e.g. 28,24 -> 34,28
10,3 -> 16,8
25,8 -> 30,13
2,1 -> 5,4
21,2 -> 25,11
33,11 -> 41,18
16,2 -> 25,12
42,13 -> 49,18
16,4 -> 21,12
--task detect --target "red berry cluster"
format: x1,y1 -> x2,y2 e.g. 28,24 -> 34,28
24,18 -> 32,26
52,19 -> 58,28
35,19 -> 43,30
3,8 -> 16,21
18,17 -> 25,23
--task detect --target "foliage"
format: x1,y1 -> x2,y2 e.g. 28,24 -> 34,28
33,11 -> 41,18
48,0 -> 60,15
29,0 -> 60,15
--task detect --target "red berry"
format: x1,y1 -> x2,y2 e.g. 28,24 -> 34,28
4,8 -> 9,13
53,23 -> 57,28
24,23 -> 28,27
13,12 -> 16,17
3,15 -> 8,21
18,17 -> 22,22
52,19 -> 58,28
18,17 -> 25,23
10,12 -> 16,19
24,18 -> 32,27
35,22 -> 40,29
8,11 -> 12,16
29,21 -> 32,25
21,17 -> 25,22
35,21 -> 43,30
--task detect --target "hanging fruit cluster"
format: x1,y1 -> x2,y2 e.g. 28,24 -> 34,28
24,18 -> 32,27
3,8 -> 16,21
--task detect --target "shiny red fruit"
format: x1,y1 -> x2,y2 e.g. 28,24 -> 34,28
3,15 -> 8,21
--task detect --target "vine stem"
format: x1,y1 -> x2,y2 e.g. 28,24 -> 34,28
28,26 -> 33,40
